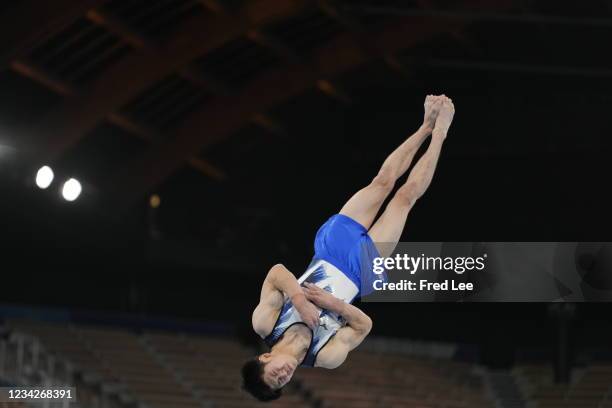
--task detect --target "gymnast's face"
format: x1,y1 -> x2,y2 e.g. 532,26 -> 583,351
259,353 -> 298,389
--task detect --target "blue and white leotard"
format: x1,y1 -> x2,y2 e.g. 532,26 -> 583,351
263,214 -> 387,367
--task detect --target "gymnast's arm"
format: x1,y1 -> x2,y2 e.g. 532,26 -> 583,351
251,264 -> 319,336
302,283 -> 373,368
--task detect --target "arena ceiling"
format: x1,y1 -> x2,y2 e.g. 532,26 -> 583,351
1,0 -> 612,261
3,0 -> 610,208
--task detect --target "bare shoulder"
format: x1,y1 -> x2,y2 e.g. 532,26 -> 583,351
252,278 -> 286,337
252,299 -> 284,338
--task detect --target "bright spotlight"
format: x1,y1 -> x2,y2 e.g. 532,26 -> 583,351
149,194 -> 161,208
35,166 -> 54,189
62,178 -> 82,201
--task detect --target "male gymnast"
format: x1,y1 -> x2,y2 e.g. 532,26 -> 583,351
242,94 -> 455,401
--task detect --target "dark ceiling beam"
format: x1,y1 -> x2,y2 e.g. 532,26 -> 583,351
415,0 -> 484,57
316,79 -> 352,104
187,157 -> 228,181
316,0 -> 387,101
88,7 -> 286,138
108,17 -> 469,205
26,0 -> 312,163
85,9 -> 232,96
421,57 -> 612,78
107,113 -> 228,181
85,4 -> 282,173
317,0 -> 363,33
85,8 -> 154,49
107,113 -> 158,143
197,0 -> 226,14
250,113 -> 285,137
319,0 -> 482,90
11,59 -> 76,96
11,58 -> 226,181
85,6 -> 233,181
0,0 -> 110,69
179,66 -> 233,96
243,30 -> 311,130
245,31 -> 301,63
380,54 -> 420,86
339,4 -> 612,28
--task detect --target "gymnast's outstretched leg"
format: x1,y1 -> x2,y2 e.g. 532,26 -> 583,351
369,95 -> 455,256
339,95 -> 443,229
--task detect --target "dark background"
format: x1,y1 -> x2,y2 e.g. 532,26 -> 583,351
1,0 -> 611,368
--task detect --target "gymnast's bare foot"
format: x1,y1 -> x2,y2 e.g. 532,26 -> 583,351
433,95 -> 454,139
423,95 -> 442,131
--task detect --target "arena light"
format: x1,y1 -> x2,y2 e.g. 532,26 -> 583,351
35,165 -> 54,189
149,194 -> 161,208
61,178 -> 82,201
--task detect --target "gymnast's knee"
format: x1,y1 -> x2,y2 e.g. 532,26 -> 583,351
371,166 -> 395,193
394,183 -> 419,207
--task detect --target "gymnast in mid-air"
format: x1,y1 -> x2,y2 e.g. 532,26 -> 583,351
242,94 -> 455,401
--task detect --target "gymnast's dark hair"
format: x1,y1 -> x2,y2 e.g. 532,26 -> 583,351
241,357 -> 282,402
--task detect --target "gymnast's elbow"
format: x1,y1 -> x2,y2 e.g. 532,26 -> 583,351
363,316 -> 373,335
356,315 -> 373,338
